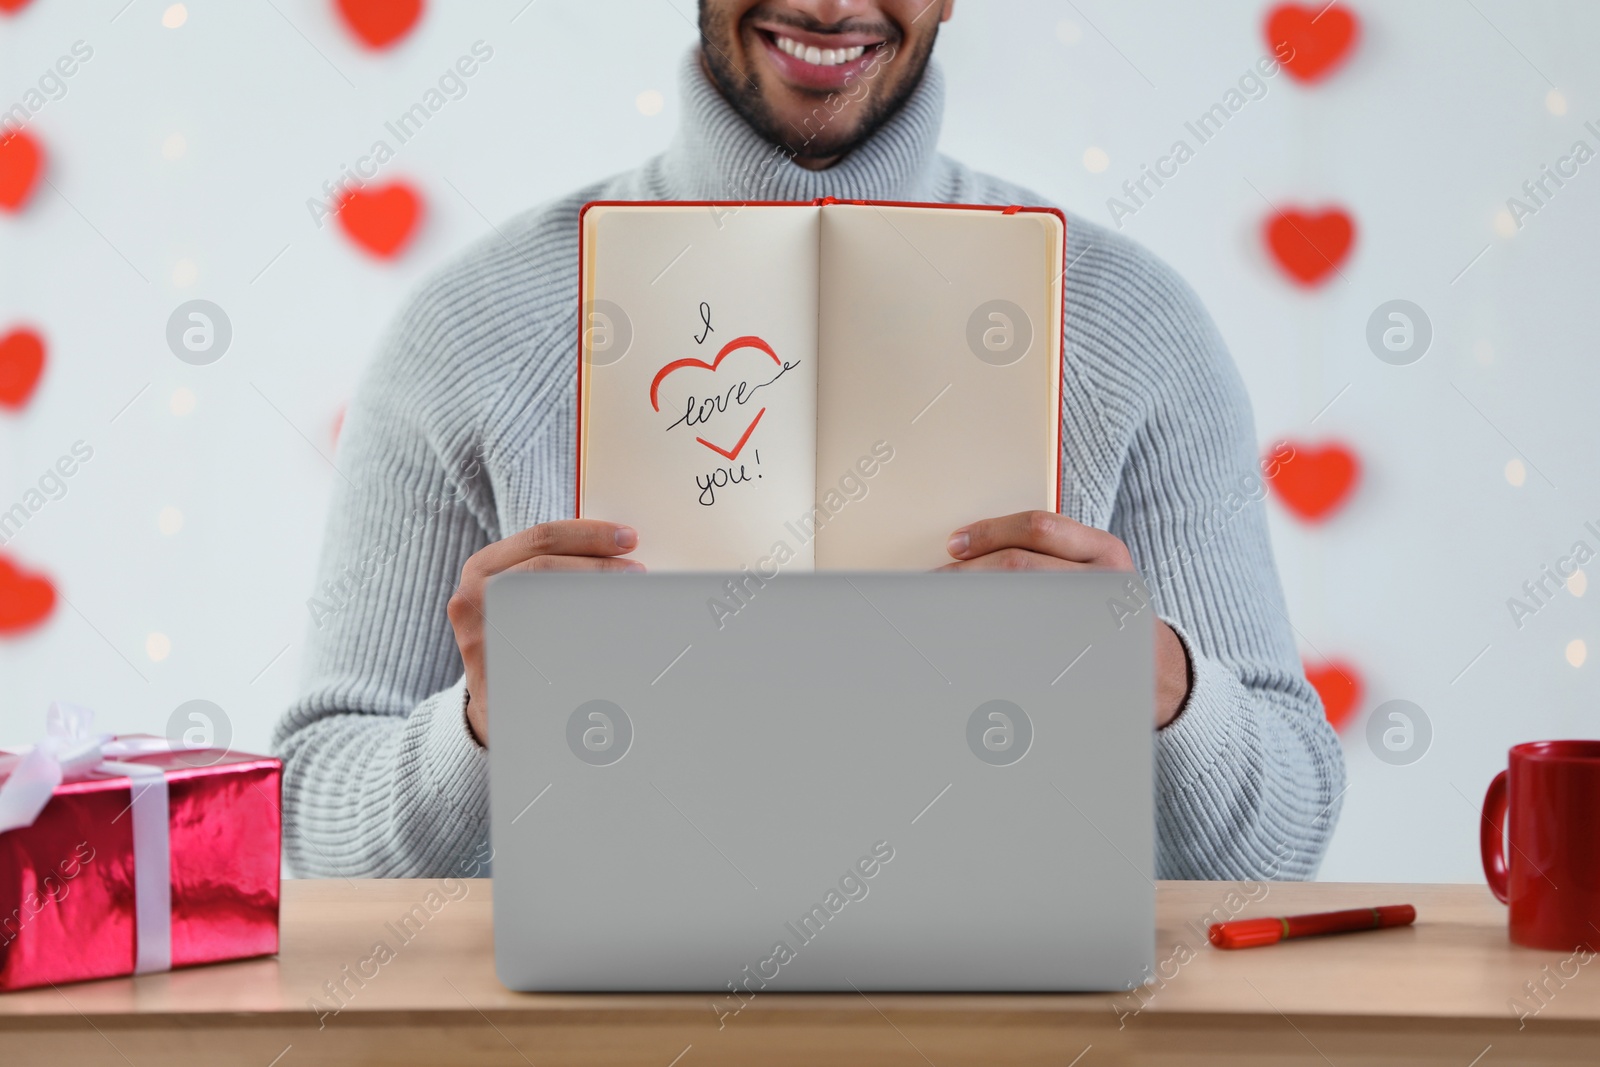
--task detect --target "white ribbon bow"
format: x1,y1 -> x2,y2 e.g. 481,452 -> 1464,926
0,702 -> 179,974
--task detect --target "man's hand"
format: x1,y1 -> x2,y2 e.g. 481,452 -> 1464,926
448,520 -> 642,745
941,510 -> 1191,727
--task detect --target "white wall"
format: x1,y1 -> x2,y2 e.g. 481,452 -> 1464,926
2,0 -> 1597,884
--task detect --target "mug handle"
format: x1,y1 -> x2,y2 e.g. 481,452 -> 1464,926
1480,770 -> 1510,904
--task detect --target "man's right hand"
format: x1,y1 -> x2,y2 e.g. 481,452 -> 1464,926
448,520 -> 642,745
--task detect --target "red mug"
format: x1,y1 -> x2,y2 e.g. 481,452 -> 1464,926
1480,740 -> 1600,950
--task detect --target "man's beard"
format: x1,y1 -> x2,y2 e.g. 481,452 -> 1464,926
698,6 -> 937,163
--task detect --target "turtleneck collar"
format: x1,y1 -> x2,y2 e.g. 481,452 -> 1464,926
658,47 -> 947,203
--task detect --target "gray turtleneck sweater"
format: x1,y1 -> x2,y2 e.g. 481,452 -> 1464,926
275,53 -> 1344,881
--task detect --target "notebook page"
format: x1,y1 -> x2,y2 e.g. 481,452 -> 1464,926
814,204 -> 1062,569
579,204 -> 820,570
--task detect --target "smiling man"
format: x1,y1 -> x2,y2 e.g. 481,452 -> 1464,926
277,0 -> 1344,882
699,1 -> 930,165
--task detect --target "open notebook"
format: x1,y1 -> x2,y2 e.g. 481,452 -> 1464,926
576,198 -> 1065,571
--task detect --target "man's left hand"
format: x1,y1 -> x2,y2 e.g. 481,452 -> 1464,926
941,510 -> 1191,727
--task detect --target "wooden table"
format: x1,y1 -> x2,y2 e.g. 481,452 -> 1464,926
2,879 -> 1596,1065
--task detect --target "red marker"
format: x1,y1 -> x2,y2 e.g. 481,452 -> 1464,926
1209,905 -> 1416,950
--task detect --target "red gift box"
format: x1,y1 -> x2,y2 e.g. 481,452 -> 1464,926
0,710 -> 281,992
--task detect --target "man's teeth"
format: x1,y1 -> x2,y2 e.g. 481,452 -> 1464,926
773,35 -> 868,66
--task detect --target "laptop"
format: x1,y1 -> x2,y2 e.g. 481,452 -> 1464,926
486,571 -> 1154,992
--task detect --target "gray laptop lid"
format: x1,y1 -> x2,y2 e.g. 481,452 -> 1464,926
487,571 -> 1154,992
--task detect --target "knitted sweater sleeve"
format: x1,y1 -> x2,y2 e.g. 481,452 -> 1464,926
1082,241 -> 1347,880
271,284 -> 498,878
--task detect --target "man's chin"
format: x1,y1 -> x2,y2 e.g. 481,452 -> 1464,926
767,104 -> 870,156
700,27 -> 935,169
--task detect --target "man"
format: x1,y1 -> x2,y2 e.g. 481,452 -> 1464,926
276,0 -> 1344,881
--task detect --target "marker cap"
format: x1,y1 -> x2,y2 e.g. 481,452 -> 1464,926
1209,917 -> 1286,949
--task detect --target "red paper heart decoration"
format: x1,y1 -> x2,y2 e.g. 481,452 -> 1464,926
0,327 -> 45,410
336,183 -> 422,259
335,0 -> 423,49
651,335 -> 780,461
1266,441 -> 1360,521
1265,3 -> 1359,84
1305,659 -> 1363,731
0,0 -> 35,15
1264,207 -> 1354,286
0,555 -> 56,636
0,129 -> 44,213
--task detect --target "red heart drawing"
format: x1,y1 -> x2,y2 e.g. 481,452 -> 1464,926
336,182 -> 422,258
0,129 -> 44,213
334,0 -> 424,49
1266,440 -> 1360,521
1264,207 -> 1354,286
1265,3 -> 1360,84
0,555 -> 56,636
0,0 -> 35,15
1304,659 -> 1363,732
651,335 -> 780,461
0,327 -> 45,410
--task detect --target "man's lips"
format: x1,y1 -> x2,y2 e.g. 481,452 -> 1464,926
751,23 -> 890,91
